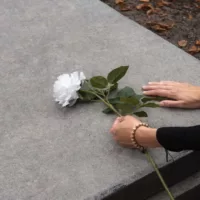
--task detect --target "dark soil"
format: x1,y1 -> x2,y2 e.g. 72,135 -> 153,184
101,0 -> 200,60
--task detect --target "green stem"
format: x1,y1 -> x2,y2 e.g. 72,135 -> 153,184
145,150 -> 175,200
96,95 -> 121,116
101,90 -> 106,98
107,102 -> 174,200
106,88 -> 110,102
82,89 -> 174,200
81,90 -> 121,116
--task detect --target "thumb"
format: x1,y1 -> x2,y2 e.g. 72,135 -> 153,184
160,100 -> 184,108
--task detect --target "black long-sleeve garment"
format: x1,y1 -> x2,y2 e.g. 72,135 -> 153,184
156,125 -> 200,152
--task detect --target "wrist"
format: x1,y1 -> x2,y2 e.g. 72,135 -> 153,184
135,126 -> 161,148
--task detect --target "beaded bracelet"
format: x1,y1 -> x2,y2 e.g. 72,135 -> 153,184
131,123 -> 149,153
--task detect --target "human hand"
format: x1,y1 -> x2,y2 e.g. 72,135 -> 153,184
110,116 -> 141,148
110,116 -> 159,148
143,81 -> 200,109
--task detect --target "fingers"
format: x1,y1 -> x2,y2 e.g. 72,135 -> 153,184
144,81 -> 191,89
143,89 -> 177,99
142,81 -> 179,99
142,85 -> 173,91
110,115 -> 140,149
160,100 -> 184,108
142,80 -> 180,91
110,117 -> 124,134
142,82 -> 178,99
147,81 -> 180,86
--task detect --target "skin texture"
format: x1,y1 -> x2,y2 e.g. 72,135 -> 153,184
110,116 -> 160,148
143,81 -> 200,109
110,81 -> 200,149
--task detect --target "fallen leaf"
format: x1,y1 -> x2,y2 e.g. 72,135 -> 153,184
151,25 -> 166,31
196,40 -> 200,45
147,8 -> 154,15
136,3 -> 154,11
147,21 -> 174,31
178,40 -> 188,47
162,0 -> 171,5
115,0 -> 124,4
189,45 -> 197,52
157,0 -> 171,7
140,0 -> 150,2
157,1 -> 163,6
184,4 -> 191,9
147,7 -> 161,15
159,12 -> 168,17
194,3 -> 200,8
188,13 -> 193,20
188,45 -> 200,54
119,4 -> 132,11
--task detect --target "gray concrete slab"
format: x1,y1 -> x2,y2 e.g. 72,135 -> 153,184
0,0 -> 200,199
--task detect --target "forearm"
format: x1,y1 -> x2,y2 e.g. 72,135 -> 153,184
157,126 -> 200,151
136,125 -> 200,152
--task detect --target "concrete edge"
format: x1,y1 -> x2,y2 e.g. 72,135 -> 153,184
86,151 -> 200,200
177,184 -> 200,200
149,168 -> 200,199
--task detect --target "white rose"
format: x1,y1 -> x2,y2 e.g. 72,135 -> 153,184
53,71 -> 86,107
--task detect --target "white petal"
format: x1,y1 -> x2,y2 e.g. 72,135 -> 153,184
53,71 -> 85,107
80,72 -> 86,81
62,101 -> 69,107
71,71 -> 79,84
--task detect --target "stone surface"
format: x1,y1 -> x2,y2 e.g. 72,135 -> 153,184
149,171 -> 200,200
0,0 -> 200,200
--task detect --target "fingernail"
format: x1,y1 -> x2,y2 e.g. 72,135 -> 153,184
143,91 -> 147,94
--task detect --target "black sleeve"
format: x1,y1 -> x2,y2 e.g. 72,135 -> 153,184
156,125 -> 200,152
